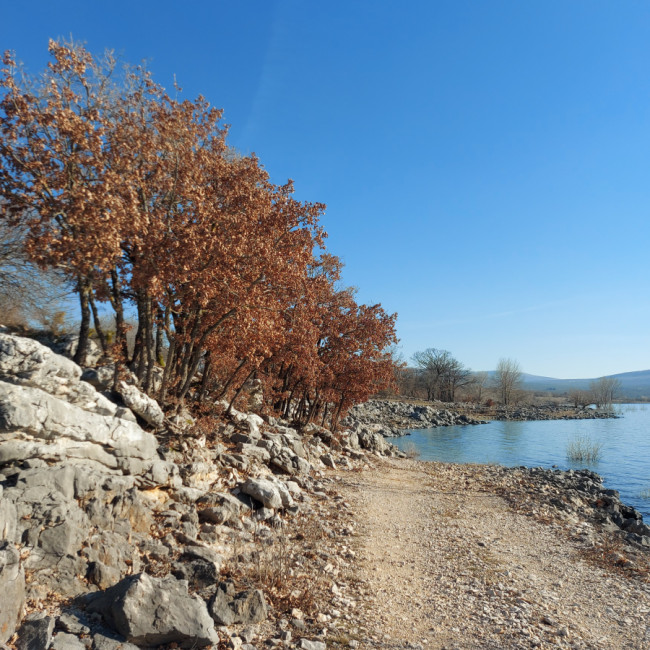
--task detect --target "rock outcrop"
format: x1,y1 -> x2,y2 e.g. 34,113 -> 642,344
0,331 -> 402,646
344,399 -> 487,436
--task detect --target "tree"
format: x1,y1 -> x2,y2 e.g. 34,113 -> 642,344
568,388 -> 592,409
0,218 -> 70,328
0,41 -> 400,424
0,42 -> 127,363
493,358 -> 523,406
472,371 -> 489,403
590,377 -> 620,409
411,348 -> 472,402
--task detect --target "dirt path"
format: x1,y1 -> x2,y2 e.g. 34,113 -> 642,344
337,459 -> 650,649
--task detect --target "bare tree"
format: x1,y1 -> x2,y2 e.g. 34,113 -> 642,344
590,377 -> 621,409
0,219 -> 70,329
493,358 -> 523,406
568,388 -> 592,409
442,357 -> 474,402
472,371 -> 489,403
411,348 -> 472,402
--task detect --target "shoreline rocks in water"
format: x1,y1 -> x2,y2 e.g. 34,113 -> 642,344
344,398 -> 618,438
485,465 -> 650,551
343,399 -> 488,437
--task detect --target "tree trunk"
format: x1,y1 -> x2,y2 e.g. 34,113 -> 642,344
73,276 -> 91,367
198,351 -> 212,403
159,336 -> 176,405
226,367 -> 256,415
88,290 -> 108,358
109,269 -> 129,362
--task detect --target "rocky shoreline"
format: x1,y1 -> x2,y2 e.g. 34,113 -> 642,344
343,400 -> 487,437
344,399 -> 617,439
336,460 -> 650,648
0,333 -> 647,649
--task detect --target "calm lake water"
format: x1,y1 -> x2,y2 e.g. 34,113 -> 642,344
392,405 -> 650,519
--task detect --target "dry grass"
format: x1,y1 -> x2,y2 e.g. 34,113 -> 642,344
402,441 -> 420,459
223,514 -> 331,617
566,435 -> 603,463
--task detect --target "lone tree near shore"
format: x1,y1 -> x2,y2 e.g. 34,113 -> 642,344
589,377 -> 621,410
493,358 -> 523,406
411,348 -> 473,402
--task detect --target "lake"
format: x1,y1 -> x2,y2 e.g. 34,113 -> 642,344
392,404 -> 650,519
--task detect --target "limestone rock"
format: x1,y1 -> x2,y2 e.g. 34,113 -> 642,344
117,381 -> 165,429
0,542 -> 24,644
86,573 -> 218,647
0,381 -> 158,470
81,365 -> 115,391
15,614 -> 55,650
299,640 -> 326,650
209,582 -> 268,626
241,479 -> 283,509
50,632 -> 87,650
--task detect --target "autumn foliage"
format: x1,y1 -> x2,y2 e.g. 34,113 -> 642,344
0,41 -> 398,427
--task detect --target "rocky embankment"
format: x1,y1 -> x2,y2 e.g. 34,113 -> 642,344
486,404 -> 618,421
0,332 -> 404,649
489,465 -> 650,550
343,399 -> 486,437
344,399 -> 617,439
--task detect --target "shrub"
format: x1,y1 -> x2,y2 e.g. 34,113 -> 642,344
566,435 -> 603,463
402,441 -> 420,459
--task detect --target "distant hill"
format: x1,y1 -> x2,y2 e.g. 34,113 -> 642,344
513,370 -> 650,399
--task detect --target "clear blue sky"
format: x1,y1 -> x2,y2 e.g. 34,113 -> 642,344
2,1 -> 650,378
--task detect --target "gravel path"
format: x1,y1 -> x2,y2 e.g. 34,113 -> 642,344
338,459 -> 650,649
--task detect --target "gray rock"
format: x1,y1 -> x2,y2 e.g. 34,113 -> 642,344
0,542 -> 24,644
57,612 -> 91,636
241,479 -> 282,509
91,631 -> 140,650
172,557 -> 219,590
51,633 -> 87,650
81,365 -> 115,391
86,573 -> 218,647
271,450 -> 311,476
117,381 -> 165,429
231,432 -> 259,445
15,614 -> 55,650
87,561 -> 122,590
0,333 -> 81,394
209,582 -> 268,625
39,519 -> 86,560
197,492 -> 249,527
320,453 -> 336,469
0,382 -> 158,469
221,453 -> 250,472
299,640 -> 327,650
0,493 -> 17,541
236,444 -> 271,463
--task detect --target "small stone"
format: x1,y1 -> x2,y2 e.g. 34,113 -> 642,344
299,641 -> 327,650
15,615 -> 55,650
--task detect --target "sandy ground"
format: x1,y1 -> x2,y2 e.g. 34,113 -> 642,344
333,459 -> 650,650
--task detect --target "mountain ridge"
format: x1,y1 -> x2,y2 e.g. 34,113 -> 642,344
484,369 -> 650,398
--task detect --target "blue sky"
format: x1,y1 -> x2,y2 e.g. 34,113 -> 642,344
2,1 -> 650,378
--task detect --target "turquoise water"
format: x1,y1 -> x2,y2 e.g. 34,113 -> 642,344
392,405 -> 650,519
